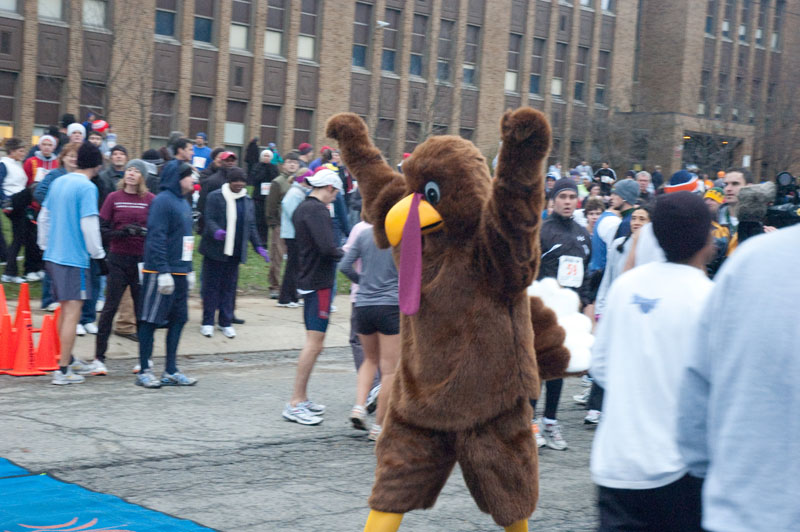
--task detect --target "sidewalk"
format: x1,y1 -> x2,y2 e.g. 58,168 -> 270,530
16,295 -> 352,361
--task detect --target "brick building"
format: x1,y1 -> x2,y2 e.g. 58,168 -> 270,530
0,0 -> 797,178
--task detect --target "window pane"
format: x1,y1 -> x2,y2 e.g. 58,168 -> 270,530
574,81 -> 584,101
463,65 -> 475,85
224,122 -> 245,144
298,35 -> 315,59
195,17 -> 213,42
529,74 -> 540,94
381,50 -> 395,72
155,11 -> 176,36
437,60 -> 450,81
39,0 -> 62,19
504,71 -> 518,92
230,24 -> 249,49
83,0 -> 106,27
409,54 -> 422,76
551,77 -> 562,96
0,0 -> 16,12
265,30 -> 282,55
352,45 -> 367,67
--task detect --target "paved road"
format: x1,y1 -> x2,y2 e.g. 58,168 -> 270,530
1,347 -> 598,531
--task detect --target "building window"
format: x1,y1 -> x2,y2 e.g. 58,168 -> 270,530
601,0 -> 614,12
381,8 -> 401,73
155,0 -> 178,37
229,0 -> 252,50
293,108 -> 314,146
35,77 -> 62,127
580,0 -> 593,6
298,0 -> 319,61
750,77 -> 761,120
552,42 -> 567,98
437,19 -> 455,82
39,0 -> 63,20
705,0 -> 717,35
80,81 -> 105,120
265,0 -> 285,56
83,0 -> 107,28
505,33 -> 522,93
409,14 -> 428,77
352,2 -> 372,68
405,121 -> 421,154
574,45 -> 589,102
194,0 -> 215,43
225,100 -> 247,157
722,0 -> 733,38
772,0 -> 784,50
595,50 -> 610,105
529,37 -> 546,96
260,104 -> 281,145
716,72 -> 728,118
738,0 -> 750,42
462,24 -> 480,85
151,91 -> 175,140
375,118 -> 394,154
698,69 -> 710,115
190,95 -> 213,140
755,0 -> 768,45
0,71 -> 16,131
0,0 -> 17,13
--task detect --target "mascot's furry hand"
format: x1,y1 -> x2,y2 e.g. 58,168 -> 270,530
528,278 -> 593,375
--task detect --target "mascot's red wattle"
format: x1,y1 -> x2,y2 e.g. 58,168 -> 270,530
325,108 -> 573,532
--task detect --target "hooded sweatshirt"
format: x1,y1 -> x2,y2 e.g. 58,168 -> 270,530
142,160 -> 194,274
23,151 -> 59,184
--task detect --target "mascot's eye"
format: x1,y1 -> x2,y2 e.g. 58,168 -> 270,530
424,181 -> 441,205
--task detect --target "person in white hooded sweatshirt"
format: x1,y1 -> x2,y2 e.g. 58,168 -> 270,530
590,191 -> 715,531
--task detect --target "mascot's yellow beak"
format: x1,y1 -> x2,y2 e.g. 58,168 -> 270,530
385,193 -> 443,247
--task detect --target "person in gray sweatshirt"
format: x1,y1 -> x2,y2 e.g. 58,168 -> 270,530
340,224 -> 399,441
677,223 -> 800,532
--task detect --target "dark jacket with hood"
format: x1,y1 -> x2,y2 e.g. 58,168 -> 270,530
538,212 -> 593,306
199,187 -> 262,264
143,160 -> 194,274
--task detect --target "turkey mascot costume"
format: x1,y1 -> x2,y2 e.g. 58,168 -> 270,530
326,107 -> 587,532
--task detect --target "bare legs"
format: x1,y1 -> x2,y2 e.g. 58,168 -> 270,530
290,330 -> 325,406
57,300 -> 83,366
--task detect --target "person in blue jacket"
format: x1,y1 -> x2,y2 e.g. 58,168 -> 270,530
135,161 -> 197,389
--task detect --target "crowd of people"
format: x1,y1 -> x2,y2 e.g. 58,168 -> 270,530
2,110 -> 797,530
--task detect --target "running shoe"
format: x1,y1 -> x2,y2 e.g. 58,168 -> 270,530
44,302 -> 60,312
532,418 -> 546,448
71,358 -> 106,376
52,368 -> 85,385
543,421 -> 568,451
83,322 -> 98,334
1,275 -> 24,284
298,399 -> 325,416
573,388 -> 590,405
277,302 -> 300,308
219,325 -> 236,338
350,405 -> 368,430
282,403 -> 323,425
76,323 -> 87,336
136,370 -> 162,389
132,358 -> 152,374
201,325 -> 214,337
161,371 -> 198,386
368,424 -> 382,441
24,271 -> 43,282
584,410 -> 601,425
366,384 -> 381,414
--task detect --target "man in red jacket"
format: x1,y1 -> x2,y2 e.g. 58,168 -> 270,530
23,135 -> 59,186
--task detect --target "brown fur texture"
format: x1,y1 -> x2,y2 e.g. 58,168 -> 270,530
529,296 -> 571,381
326,108 -> 563,527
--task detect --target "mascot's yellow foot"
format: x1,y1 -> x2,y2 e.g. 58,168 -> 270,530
504,519 -> 529,532
364,510 -> 404,532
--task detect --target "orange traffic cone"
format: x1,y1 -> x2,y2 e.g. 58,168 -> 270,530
0,284 -> 8,317
13,282 -> 30,333
5,311 -> 45,376
35,314 -> 59,372
0,314 -> 13,372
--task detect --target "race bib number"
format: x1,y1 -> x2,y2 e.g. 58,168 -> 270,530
182,236 -> 194,261
34,167 -> 48,183
557,255 -> 584,288
327,203 -> 335,217
192,156 -> 206,169
260,182 -> 271,196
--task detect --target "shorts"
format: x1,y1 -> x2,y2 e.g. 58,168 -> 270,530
139,272 -> 189,326
46,261 -> 91,301
354,305 -> 400,335
303,288 -> 331,332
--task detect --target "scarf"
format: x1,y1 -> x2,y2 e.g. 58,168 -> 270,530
221,183 -> 247,256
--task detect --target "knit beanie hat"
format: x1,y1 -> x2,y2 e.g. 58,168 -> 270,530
297,142 -> 312,155
551,178 -> 578,198
38,134 -> 58,148
77,142 -> 103,169
665,170 -> 701,194
260,149 -> 273,161
611,179 -> 639,205
67,123 -> 86,138
124,159 -> 149,178
704,187 -> 724,204
227,167 -> 248,183
652,191 -> 711,263
110,145 -> 128,156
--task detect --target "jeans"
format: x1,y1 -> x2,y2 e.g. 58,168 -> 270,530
41,271 -> 54,309
201,257 -> 239,327
80,260 -> 102,325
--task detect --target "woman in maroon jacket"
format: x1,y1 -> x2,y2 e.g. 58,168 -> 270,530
94,160 -> 155,371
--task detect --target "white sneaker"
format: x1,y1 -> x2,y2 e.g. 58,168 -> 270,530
368,424 -> 382,441
83,322 -> 98,334
532,418 -> 546,448
45,302 -> 60,312
330,305 -> 338,313
584,410 -> 601,425
96,299 -> 105,312
71,358 -> 106,376
543,420 -> 568,451
1,274 -> 24,284
25,271 -> 42,282
52,368 -> 85,385
76,323 -> 87,336
132,358 -> 153,374
201,325 -> 214,337
219,325 -> 236,338
277,302 -> 300,308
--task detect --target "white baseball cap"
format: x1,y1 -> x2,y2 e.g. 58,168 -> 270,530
307,168 -> 343,192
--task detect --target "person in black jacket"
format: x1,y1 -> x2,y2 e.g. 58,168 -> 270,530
250,149 -> 279,244
199,170 -> 269,339
282,168 -> 344,426
532,178 -> 592,452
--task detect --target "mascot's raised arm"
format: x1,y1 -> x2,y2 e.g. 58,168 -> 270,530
326,108 -> 580,532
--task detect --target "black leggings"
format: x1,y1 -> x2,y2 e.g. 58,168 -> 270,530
278,238 -> 299,304
588,380 -> 605,411
5,190 -> 41,276
530,378 -> 564,420
95,253 -> 141,361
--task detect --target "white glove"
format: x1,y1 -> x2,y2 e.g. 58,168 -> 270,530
187,271 -> 196,291
157,273 -> 175,295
